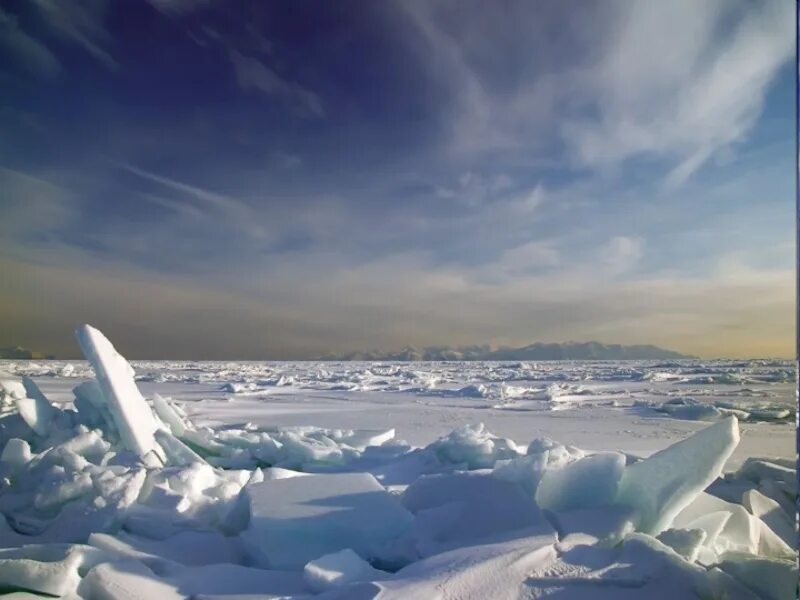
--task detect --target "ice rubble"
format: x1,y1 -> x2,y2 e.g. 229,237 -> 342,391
0,325 -> 795,599
3,356 -> 794,423
635,395 -> 793,423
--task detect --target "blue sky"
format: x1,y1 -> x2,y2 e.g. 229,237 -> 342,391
0,0 -> 794,359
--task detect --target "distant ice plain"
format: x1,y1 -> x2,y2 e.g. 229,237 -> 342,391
8,358 -> 793,467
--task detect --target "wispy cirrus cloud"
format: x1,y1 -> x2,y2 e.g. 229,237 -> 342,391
565,0 -> 794,184
121,164 -> 271,240
33,0 -> 118,70
146,0 -> 214,16
229,50 -> 325,118
0,167 -> 78,245
0,0 -> 116,78
398,0 -> 793,185
0,7 -> 61,78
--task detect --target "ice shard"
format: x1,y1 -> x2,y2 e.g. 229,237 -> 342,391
614,416 -> 740,535
75,324 -> 161,460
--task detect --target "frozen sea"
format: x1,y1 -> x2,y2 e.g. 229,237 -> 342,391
8,358 -> 795,467
0,349 -> 796,599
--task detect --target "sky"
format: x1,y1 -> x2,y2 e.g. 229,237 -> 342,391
0,0 -> 795,359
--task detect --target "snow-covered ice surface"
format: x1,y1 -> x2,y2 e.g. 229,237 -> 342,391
0,329 -> 796,599
7,357 -> 794,464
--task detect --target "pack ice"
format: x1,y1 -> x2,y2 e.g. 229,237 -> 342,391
0,325 -> 794,599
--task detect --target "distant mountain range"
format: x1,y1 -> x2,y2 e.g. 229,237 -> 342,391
0,342 -> 692,362
321,341 -> 694,361
0,346 -> 55,360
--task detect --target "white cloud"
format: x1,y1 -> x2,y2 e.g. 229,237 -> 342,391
229,50 -> 325,118
494,240 -> 560,274
399,0 -> 792,185
600,236 -> 644,272
507,185 -> 546,216
562,0 -> 793,183
435,171 -> 516,208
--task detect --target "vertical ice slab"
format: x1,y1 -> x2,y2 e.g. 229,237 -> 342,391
15,376 -> 59,436
615,416 -> 740,535
75,324 -> 160,459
